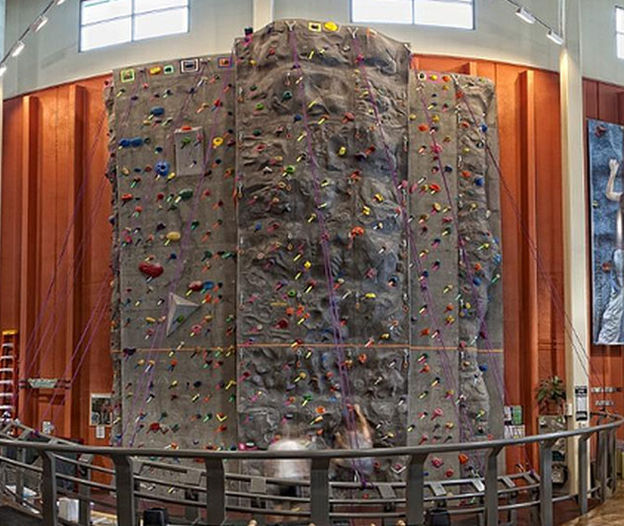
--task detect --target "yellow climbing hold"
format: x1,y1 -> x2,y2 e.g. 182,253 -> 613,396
212,136 -> 224,148
324,21 -> 339,31
166,231 -> 181,242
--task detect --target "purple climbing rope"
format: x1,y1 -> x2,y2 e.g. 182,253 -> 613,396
455,80 -> 600,387
125,57 -> 236,445
350,34 -> 480,451
286,27 -> 365,465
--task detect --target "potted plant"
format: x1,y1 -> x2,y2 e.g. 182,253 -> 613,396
536,375 -> 566,415
536,375 -> 568,486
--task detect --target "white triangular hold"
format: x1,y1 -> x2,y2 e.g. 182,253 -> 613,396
166,292 -> 200,336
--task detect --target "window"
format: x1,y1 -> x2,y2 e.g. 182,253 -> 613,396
80,0 -> 189,52
617,6 -> 624,60
352,0 -> 474,30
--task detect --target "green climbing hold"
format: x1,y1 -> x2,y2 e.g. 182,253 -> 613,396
178,188 -> 193,200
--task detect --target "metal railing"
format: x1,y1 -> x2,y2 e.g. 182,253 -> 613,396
0,412 -> 620,526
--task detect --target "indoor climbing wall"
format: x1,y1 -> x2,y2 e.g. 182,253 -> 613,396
107,55 -> 237,450
106,20 -> 504,481
234,19 -> 503,480
408,71 -> 503,474
235,21 -> 410,480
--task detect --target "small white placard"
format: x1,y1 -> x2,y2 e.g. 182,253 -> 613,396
95,425 -> 105,439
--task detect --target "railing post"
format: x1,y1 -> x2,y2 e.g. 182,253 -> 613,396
41,451 -> 58,526
609,428 -> 617,493
15,446 -> 25,504
406,453 -> 428,526
310,457 -> 330,526
577,433 -> 589,515
539,439 -> 556,526
598,430 -> 608,502
485,447 -> 502,526
112,454 -> 136,526
78,454 -> 93,526
204,457 -> 225,526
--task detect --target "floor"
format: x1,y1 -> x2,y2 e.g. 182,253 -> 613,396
0,506 -> 41,525
561,483 -> 624,526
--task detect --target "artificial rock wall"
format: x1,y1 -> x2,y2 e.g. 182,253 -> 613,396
107,19 -> 503,479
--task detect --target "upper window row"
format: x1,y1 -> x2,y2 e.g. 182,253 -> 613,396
80,0 -> 473,52
77,1 -> 622,59
352,0 -> 474,30
80,0 -> 189,52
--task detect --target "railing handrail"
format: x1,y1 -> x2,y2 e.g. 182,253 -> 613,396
0,412 -> 621,460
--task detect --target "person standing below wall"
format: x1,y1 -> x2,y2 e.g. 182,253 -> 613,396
265,419 -> 312,523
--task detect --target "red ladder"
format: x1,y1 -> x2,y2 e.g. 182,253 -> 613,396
0,331 -> 18,419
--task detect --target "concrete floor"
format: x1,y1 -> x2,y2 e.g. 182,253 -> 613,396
562,483 -> 624,526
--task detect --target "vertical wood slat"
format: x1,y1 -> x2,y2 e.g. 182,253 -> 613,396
520,70 -> 539,466
66,85 -> 86,438
18,96 -> 40,426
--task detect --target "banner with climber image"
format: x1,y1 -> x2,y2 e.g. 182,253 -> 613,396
588,119 -> 624,345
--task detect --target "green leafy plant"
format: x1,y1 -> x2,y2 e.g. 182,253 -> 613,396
536,376 -> 566,415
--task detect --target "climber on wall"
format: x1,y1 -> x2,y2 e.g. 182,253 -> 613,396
334,403 -> 375,482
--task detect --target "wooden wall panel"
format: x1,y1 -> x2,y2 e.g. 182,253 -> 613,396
1,76 -> 112,444
0,64 -> 621,451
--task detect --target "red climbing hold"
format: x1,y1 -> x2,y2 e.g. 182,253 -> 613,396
139,261 -> 164,278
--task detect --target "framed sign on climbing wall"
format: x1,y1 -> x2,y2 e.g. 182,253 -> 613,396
588,119 -> 624,345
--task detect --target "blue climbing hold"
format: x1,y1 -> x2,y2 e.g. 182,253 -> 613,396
155,160 -> 170,177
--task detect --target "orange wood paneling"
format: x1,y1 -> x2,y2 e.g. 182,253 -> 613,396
2,76 -> 113,445
0,63 -> 622,453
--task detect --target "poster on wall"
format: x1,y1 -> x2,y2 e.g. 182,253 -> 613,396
588,119 -> 624,345
90,394 -> 112,426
